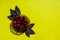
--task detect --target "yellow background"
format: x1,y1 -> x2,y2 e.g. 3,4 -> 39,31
0,0 -> 60,40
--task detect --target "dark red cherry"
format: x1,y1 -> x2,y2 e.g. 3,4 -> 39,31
12,16 -> 30,33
